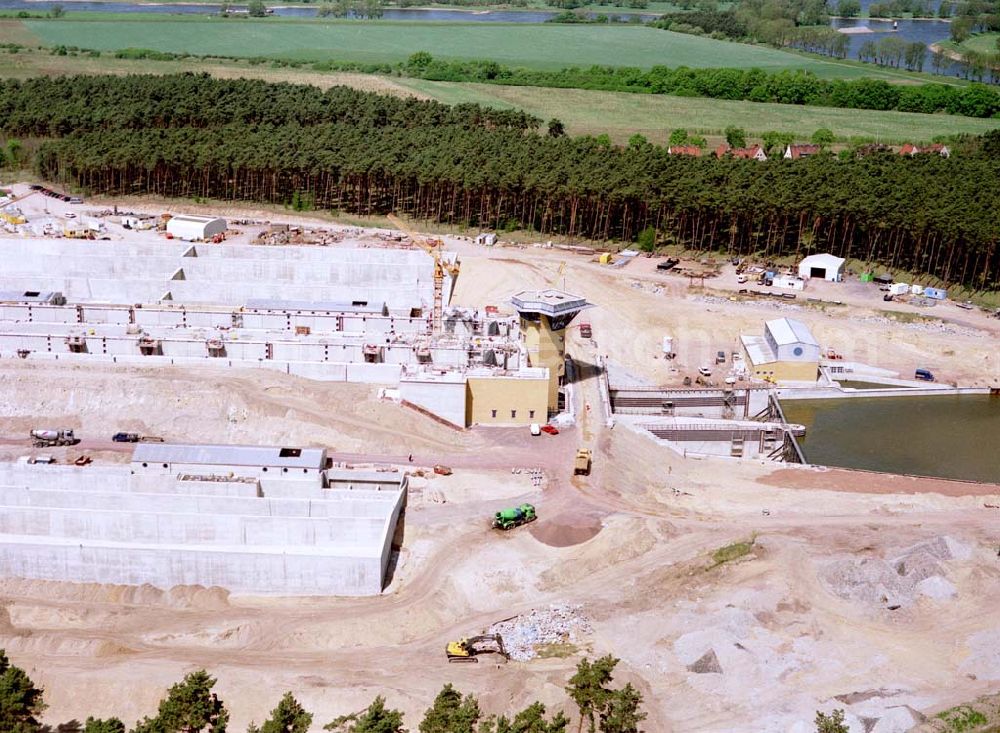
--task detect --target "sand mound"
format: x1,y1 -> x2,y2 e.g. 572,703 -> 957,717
820,536 -> 962,608
0,579 -> 230,610
529,511 -> 603,548
687,649 -> 723,674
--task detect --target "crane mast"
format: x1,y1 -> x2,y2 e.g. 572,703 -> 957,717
386,214 -> 456,336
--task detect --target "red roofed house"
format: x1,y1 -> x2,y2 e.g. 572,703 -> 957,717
668,145 -> 703,157
784,144 -> 821,159
715,144 -> 768,161
900,143 -> 951,158
733,144 -> 768,161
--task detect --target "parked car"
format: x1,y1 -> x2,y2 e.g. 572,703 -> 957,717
716,351 -> 726,364
541,424 -> 559,435
529,423 -> 541,437
579,323 -> 592,339
698,366 -> 712,377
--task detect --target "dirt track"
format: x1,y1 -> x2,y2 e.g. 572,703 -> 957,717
1,222 -> 999,731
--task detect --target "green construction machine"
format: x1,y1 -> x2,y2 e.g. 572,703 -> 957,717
492,503 -> 537,531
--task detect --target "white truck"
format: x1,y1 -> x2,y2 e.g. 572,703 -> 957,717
30,428 -> 78,448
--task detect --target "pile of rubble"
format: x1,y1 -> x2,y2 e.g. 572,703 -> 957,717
488,604 -> 592,661
820,536 -> 967,608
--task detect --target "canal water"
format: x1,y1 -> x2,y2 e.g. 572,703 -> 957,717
781,394 -> 1000,483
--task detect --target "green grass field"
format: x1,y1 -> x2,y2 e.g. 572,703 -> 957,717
397,78 -> 1000,142
19,17 -> 953,79
957,31 -> 1000,55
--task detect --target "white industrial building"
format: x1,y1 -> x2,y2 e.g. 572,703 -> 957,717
740,317 -> 821,383
132,443 -> 328,479
798,253 -> 845,282
0,445 -> 407,596
166,215 -> 227,241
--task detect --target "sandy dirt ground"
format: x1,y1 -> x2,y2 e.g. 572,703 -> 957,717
2,214 -> 1000,732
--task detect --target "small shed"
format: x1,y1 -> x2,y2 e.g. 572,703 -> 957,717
167,215 -> 227,242
923,287 -> 947,300
798,253 -> 845,282
475,232 -> 498,246
889,282 -> 909,296
773,275 -> 805,291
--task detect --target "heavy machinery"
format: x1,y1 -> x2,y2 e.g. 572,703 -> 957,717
574,448 -> 592,476
387,213 -> 460,336
492,503 -> 536,530
30,428 -> 78,448
445,634 -> 509,663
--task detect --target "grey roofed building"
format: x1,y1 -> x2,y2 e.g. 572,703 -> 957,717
132,443 -> 326,471
766,317 -> 819,347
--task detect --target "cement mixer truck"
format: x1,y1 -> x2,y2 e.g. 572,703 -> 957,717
30,428 -> 78,448
492,504 -> 537,531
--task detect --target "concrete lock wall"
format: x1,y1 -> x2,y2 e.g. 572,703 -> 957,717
0,239 -> 448,311
0,540 -> 385,596
0,463 -> 406,595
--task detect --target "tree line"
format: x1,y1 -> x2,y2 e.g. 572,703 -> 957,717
398,54 -> 1000,117
0,649 -> 646,733
0,74 -> 539,138
5,73 -> 999,290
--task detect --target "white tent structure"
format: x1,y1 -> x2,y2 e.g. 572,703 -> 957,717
798,253 -> 845,282
167,215 -> 227,242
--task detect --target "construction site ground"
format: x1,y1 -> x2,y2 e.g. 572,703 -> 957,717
1,200 -> 999,732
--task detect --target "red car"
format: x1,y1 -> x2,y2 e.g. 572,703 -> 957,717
579,323 -> 592,338
541,424 -> 559,435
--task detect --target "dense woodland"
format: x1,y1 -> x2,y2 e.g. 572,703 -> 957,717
3,74 -> 998,291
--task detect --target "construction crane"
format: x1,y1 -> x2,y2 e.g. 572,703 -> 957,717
387,213 -> 459,336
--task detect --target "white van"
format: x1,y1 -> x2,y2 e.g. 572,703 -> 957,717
530,423 -> 541,436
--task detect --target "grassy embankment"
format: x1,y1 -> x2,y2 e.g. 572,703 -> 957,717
937,31 -> 1000,58
1,19 -> 997,145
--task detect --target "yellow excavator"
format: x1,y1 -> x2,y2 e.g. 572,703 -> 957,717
386,213 -> 460,336
445,634 -> 510,663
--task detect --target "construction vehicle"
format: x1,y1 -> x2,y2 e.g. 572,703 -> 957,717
30,429 -> 78,448
433,464 -> 453,476
574,448 -> 592,476
492,503 -> 536,530
446,634 -> 509,663
112,432 -> 141,443
387,214 -> 460,336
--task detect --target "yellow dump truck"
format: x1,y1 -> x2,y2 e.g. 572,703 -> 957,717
574,448 -> 592,476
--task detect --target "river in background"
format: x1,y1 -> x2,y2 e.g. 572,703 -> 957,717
831,17 -> 957,74
781,394 -> 1000,483
0,1 -> 661,20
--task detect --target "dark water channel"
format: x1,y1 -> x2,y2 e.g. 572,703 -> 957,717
781,394 -> 1000,483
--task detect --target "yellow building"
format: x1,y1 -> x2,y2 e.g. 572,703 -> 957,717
511,289 -> 592,413
740,317 -> 820,384
398,367 -> 549,427
466,368 -> 550,426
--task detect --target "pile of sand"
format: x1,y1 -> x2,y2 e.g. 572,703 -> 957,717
819,536 -> 967,608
